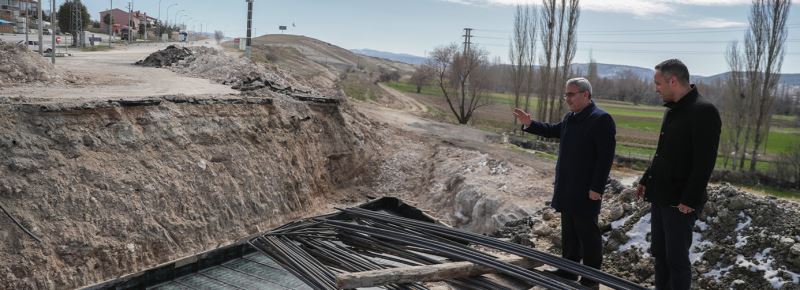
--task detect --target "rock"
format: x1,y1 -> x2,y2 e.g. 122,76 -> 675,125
729,196 -> 749,211
609,204 -> 625,221
542,210 -> 555,221
791,243 -> 800,256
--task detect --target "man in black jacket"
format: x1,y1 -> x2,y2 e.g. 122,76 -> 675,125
637,59 -> 721,290
513,77 -> 615,289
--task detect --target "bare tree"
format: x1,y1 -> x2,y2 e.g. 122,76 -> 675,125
556,0 -> 580,119
746,0 -> 790,171
722,41 -> 748,170
524,5 -> 538,120
509,4 -> 530,134
410,64 -> 435,94
214,30 -> 224,44
587,52 -> 598,86
537,0 -> 580,124
430,44 -> 492,124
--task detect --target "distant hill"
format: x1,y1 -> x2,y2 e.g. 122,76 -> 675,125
694,72 -> 800,87
248,35 -> 416,92
351,49 -> 428,66
571,63 -> 654,80
571,63 -> 800,87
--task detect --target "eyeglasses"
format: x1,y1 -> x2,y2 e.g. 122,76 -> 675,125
564,91 -> 584,98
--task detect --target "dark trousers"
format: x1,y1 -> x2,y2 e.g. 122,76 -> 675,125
651,204 -> 698,290
561,212 -> 602,273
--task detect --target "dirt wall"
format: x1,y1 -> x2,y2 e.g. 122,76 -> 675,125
0,95 -> 379,289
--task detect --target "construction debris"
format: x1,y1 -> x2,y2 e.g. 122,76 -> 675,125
495,180 -> 800,289
133,45 -> 192,68
0,40 -> 71,87
250,205 -> 647,290
336,256 -> 540,289
135,45 -> 336,101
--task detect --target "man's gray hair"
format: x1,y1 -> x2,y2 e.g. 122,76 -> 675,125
566,77 -> 592,97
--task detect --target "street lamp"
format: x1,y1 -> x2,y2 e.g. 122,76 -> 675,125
177,14 -> 187,30
173,9 -> 185,27
158,3 -> 178,40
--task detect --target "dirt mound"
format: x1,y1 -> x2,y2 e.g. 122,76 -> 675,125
0,95 -> 385,289
136,45 -> 337,98
494,181 -> 800,289
134,45 -> 192,68
0,40 -> 69,87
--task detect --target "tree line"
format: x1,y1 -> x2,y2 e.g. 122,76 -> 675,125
407,0 -> 798,187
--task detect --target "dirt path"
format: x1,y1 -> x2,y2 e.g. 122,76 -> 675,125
377,83 -> 428,113
0,42 -> 237,100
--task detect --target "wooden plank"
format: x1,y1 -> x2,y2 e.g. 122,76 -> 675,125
335,256 -> 542,289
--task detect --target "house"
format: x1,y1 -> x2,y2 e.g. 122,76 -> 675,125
0,0 -> 39,34
99,8 -> 155,36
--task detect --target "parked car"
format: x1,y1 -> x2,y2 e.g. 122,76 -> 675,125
17,40 -> 40,51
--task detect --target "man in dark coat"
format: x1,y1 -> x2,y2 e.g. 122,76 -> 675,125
637,59 -> 721,290
513,77 -> 616,289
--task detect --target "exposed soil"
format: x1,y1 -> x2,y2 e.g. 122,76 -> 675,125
2,37 -> 796,290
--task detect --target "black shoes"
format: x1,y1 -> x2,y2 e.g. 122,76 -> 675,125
543,269 -> 600,289
579,278 -> 600,290
543,269 -> 578,281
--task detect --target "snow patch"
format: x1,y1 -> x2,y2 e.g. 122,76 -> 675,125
735,212 -> 752,232
611,213 -> 633,230
695,220 -> 708,232
689,231 -> 712,264
617,213 -> 651,256
735,248 -> 800,288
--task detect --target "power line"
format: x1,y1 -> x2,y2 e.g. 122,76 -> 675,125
470,43 -> 800,55
472,24 -> 800,36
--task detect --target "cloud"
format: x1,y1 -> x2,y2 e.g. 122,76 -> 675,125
681,17 -> 747,28
437,0 -> 752,16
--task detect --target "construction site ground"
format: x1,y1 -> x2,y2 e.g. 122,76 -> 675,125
1,41 -> 797,290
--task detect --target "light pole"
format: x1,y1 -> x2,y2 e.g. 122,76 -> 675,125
173,9 -> 184,27
50,0 -> 54,64
172,9 -> 184,40
176,14 -> 186,29
158,0 -> 162,41
176,14 -> 187,41
246,0 -> 253,59
108,0 -> 113,47
165,4 -> 177,41
37,0 -> 42,54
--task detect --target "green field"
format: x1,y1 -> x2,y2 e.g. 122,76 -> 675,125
385,80 -> 799,197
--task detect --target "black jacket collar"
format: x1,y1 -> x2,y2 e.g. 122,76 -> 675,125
664,84 -> 698,111
569,101 -> 596,123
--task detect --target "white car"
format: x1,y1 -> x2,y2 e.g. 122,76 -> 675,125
17,40 -> 41,51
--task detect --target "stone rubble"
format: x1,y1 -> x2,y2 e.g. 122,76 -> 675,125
0,40 -> 75,87
494,181 -> 800,289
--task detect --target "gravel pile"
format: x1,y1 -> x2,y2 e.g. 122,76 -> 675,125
495,181 -> 800,289
134,45 -> 192,68
0,40 -> 69,87
135,45 -> 330,99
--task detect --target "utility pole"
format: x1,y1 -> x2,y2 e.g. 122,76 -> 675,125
50,0 -> 55,64
21,1 -> 27,45
37,0 -> 43,54
143,12 -> 147,40
462,28 -> 472,57
108,0 -> 113,47
462,27 -> 472,96
127,1 -> 131,44
246,0 -> 253,59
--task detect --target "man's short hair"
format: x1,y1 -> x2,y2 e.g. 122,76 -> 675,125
655,59 -> 690,84
566,77 -> 592,98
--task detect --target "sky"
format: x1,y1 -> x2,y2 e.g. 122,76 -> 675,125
80,0 -> 800,76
